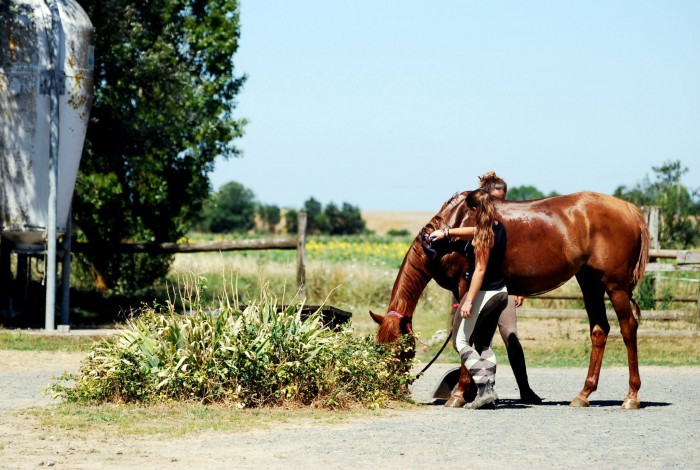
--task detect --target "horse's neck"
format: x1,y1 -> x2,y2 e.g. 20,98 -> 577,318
388,243 -> 432,317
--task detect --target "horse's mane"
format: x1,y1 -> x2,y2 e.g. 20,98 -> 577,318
389,242 -> 431,315
389,192 -> 468,315
424,191 -> 468,231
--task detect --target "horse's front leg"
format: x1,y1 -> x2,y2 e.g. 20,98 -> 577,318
444,362 -> 472,407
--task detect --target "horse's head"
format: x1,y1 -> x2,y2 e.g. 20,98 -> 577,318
370,310 -> 410,343
370,310 -> 416,360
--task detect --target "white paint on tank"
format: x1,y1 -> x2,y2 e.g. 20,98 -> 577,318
0,0 -> 94,246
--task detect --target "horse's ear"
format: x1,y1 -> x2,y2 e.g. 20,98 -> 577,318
369,311 -> 384,325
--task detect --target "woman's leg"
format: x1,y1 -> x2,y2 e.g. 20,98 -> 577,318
498,296 -> 542,404
458,290 -> 508,409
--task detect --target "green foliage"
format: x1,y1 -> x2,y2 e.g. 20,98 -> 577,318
284,209 -> 299,234
257,204 -> 282,233
387,229 -> 411,237
51,282 -> 414,409
614,160 -> 700,248
73,0 -> 246,291
304,197 -> 328,234
324,202 -> 366,235
201,182 -> 257,233
636,275 -> 656,310
507,185 -> 559,201
289,198 -> 367,235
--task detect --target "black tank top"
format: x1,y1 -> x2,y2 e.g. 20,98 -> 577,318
464,222 -> 507,291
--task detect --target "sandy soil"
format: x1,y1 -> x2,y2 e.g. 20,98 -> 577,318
361,210 -> 434,236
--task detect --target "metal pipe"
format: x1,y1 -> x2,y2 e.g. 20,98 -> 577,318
60,208 -> 72,326
45,0 -> 61,331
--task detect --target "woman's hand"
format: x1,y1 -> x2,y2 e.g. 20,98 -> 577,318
460,300 -> 473,318
429,227 -> 449,241
514,295 -> 524,308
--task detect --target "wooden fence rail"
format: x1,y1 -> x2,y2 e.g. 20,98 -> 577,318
69,212 -> 310,299
71,238 -> 297,254
517,308 -> 697,321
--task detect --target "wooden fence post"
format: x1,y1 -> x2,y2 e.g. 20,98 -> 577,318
643,206 -> 661,301
297,211 -> 307,300
643,206 -> 660,251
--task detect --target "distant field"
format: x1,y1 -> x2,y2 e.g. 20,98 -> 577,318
362,211 -> 434,236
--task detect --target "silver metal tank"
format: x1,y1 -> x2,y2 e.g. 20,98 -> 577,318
0,0 -> 94,247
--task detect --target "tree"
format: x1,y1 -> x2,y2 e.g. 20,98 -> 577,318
614,160 -> 700,248
324,203 -> 342,235
284,199 -> 366,235
284,209 -> 298,234
303,197 -> 328,234
73,0 -> 246,291
327,202 -> 365,235
507,185 -> 544,201
257,204 -> 281,233
202,182 -> 256,233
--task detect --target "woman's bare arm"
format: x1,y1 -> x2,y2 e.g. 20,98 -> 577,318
460,250 -> 488,318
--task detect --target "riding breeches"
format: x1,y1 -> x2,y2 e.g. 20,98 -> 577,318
453,286 -> 508,385
498,295 -> 518,344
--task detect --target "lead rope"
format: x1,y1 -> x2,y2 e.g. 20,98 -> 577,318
415,330 -> 452,379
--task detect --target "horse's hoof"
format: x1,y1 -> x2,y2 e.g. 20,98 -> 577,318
444,395 -> 466,408
569,395 -> 590,407
621,397 -> 641,410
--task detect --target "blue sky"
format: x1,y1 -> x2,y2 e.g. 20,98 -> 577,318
211,1 -> 700,211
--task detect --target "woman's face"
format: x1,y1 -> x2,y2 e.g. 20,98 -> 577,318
489,188 -> 506,200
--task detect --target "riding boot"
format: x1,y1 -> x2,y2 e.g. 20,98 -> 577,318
463,380 -> 497,410
507,333 -> 542,404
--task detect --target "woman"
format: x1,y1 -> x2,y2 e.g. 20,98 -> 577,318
478,173 -> 541,404
433,174 -> 541,405
431,189 -> 508,409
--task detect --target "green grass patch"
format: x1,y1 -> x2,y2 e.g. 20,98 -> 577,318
0,331 -> 97,352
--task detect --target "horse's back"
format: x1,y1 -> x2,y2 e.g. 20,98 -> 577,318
498,192 -> 648,294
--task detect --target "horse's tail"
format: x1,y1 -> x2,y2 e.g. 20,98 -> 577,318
628,203 -> 650,317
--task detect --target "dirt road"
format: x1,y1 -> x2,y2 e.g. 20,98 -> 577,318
1,350 -> 699,469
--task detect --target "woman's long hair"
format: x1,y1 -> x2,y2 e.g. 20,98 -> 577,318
465,189 -> 497,259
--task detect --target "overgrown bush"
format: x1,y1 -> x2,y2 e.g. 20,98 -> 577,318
51,282 -> 414,409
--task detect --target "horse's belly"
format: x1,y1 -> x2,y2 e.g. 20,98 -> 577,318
504,263 -> 579,296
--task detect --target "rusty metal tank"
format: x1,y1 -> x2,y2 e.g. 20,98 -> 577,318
0,0 -> 93,247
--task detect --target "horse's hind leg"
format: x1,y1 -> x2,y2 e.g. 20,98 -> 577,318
571,268 -> 609,407
608,287 -> 641,409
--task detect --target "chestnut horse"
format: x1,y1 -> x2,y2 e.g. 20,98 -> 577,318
371,191 -> 649,409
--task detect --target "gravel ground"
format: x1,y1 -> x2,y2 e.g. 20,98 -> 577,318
1,351 -> 699,469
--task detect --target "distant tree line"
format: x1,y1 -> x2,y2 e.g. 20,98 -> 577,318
197,182 -> 366,236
